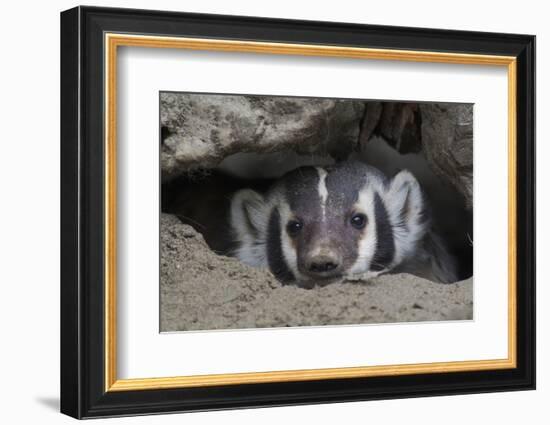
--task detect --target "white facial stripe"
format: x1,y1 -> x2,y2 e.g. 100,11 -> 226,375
348,186 -> 378,275
316,167 -> 328,220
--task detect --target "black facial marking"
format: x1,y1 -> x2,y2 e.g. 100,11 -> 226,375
283,167 -> 323,218
266,208 -> 295,284
371,192 -> 395,271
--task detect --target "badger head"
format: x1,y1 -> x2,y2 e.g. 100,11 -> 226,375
230,161 -> 429,288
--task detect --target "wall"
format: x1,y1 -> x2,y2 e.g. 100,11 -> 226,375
0,0 -> 545,423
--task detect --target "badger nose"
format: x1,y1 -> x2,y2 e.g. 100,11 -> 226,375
307,255 -> 341,274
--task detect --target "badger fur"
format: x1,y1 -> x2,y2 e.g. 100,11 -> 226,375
229,160 -> 458,287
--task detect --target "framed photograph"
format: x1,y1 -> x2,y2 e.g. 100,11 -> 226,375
60,6 -> 535,419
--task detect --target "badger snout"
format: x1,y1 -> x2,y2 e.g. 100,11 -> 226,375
307,255 -> 340,273
302,247 -> 343,279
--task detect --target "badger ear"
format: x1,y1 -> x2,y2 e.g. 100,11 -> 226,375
230,189 -> 270,267
384,170 -> 429,255
231,189 -> 268,237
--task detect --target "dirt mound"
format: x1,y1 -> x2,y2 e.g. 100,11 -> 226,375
160,214 -> 473,332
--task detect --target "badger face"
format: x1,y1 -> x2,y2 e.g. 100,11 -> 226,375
230,161 -> 429,288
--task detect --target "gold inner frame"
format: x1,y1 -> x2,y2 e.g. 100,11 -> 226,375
104,33 -> 518,392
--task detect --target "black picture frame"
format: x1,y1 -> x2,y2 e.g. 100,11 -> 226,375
60,5 -> 535,419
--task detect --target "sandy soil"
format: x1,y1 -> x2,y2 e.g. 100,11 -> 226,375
160,213 -> 473,332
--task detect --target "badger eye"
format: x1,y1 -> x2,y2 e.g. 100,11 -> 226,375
286,219 -> 303,236
350,213 -> 367,229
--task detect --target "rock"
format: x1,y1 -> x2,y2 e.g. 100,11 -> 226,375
160,93 -> 473,210
160,213 -> 473,332
360,102 -> 422,154
359,102 -> 383,141
160,93 -> 365,181
419,103 -> 474,209
359,102 -> 473,209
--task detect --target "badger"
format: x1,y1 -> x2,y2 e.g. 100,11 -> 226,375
229,160 -> 458,287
